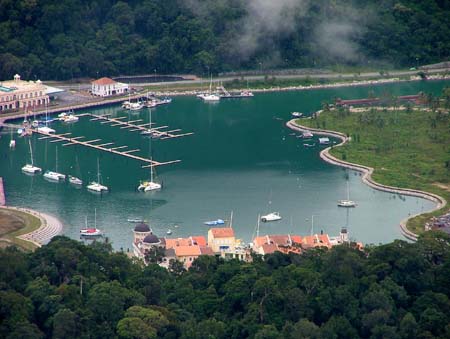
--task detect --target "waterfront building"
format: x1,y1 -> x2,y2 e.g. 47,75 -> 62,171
252,234 -> 303,255
132,222 -> 160,260
91,77 -> 129,97
164,236 -> 214,269
207,227 -> 236,253
0,74 -> 49,113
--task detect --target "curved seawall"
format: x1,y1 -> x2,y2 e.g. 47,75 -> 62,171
286,119 -> 447,241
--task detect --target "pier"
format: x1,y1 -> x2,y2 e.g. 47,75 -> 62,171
0,178 -> 5,206
33,129 -> 180,168
79,113 -> 194,140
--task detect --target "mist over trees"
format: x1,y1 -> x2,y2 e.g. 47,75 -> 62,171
0,0 -> 449,80
1,233 -> 450,338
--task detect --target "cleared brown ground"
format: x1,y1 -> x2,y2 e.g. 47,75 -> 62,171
0,210 -> 25,236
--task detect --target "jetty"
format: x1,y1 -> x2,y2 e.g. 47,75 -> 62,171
32,129 -> 180,168
0,178 -> 5,206
78,113 -> 194,140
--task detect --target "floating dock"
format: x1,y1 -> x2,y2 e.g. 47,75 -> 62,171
32,129 -> 180,168
78,113 -> 194,140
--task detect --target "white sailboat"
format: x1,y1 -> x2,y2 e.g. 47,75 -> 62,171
68,155 -> 83,186
80,210 -> 103,237
87,158 -> 108,192
22,139 -> 42,174
137,162 -> 161,191
199,74 -> 220,102
36,104 -> 55,134
44,147 -> 66,182
138,111 -> 162,192
9,127 -> 15,149
337,180 -> 357,207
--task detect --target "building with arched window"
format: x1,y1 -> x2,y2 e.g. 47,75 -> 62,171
0,74 -> 50,113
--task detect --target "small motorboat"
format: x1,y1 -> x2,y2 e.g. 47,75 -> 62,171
68,175 -> 83,186
204,219 -> 225,226
9,140 -> 16,148
261,212 -> 282,222
166,229 -> 172,235
337,200 -> 357,207
291,112 -> 303,118
80,228 -> 102,237
303,143 -> 316,148
36,126 -> 55,134
302,131 -> 314,139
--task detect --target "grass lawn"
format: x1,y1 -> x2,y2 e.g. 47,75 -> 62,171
0,208 -> 41,251
300,106 -> 450,235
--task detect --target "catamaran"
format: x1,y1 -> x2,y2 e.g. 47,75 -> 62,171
44,147 -> 66,182
87,158 -> 108,192
337,179 -> 357,207
22,139 -> 42,174
138,163 -> 161,191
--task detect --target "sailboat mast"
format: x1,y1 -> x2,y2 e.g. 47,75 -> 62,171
310,215 -> 314,236
97,158 -> 100,183
347,180 -> 350,200
29,139 -> 34,166
55,147 -> 58,172
230,211 -> 233,228
94,208 -> 97,228
256,214 -> 260,238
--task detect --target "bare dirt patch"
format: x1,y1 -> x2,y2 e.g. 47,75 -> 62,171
0,210 -> 25,236
433,182 -> 450,192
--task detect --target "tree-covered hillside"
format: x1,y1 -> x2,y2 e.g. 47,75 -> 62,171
1,233 -> 450,338
0,0 -> 449,80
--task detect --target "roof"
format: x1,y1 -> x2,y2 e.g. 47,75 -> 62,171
191,236 -> 207,246
261,243 -> 278,255
302,234 -> 331,248
134,223 -> 151,233
143,234 -> 160,244
199,246 -> 215,255
174,245 -> 201,257
165,237 -> 192,248
91,77 -> 117,85
164,248 -> 176,257
291,235 -> 302,244
210,227 -> 235,238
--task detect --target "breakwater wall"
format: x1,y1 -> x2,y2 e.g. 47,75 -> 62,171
286,119 -> 447,241
0,178 -> 5,206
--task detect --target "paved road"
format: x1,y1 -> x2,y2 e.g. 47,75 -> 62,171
49,67 -> 450,90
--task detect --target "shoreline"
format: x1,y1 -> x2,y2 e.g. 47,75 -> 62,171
0,206 -> 64,249
286,119 -> 447,241
0,74 -> 449,126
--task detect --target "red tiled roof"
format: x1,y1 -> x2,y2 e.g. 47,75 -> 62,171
261,243 -> 278,254
191,236 -> 207,246
199,246 -> 215,255
91,77 -> 117,85
174,245 -> 202,257
210,227 -> 235,238
269,235 -> 291,246
291,235 -> 302,244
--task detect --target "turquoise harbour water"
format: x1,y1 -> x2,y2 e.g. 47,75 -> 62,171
1,80 -> 448,250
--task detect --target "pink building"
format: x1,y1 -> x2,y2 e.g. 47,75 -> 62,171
0,74 -> 49,113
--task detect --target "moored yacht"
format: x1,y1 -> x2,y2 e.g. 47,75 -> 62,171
43,170 -> 66,182
68,175 -> 83,186
22,139 -> 41,174
87,158 -> 108,192
261,212 -> 282,222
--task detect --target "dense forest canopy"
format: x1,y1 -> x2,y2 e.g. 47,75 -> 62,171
0,0 -> 449,80
1,233 -> 450,338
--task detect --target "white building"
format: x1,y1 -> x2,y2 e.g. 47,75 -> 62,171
91,77 -> 128,97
